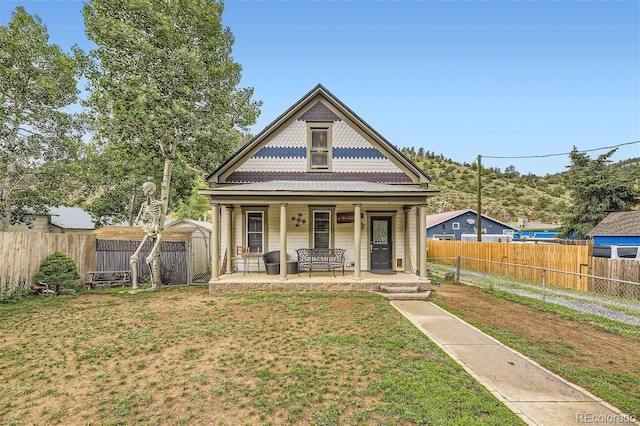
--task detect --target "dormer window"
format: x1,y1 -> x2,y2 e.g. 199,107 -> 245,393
307,124 -> 332,171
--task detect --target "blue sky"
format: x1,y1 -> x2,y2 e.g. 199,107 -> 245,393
2,0 -> 639,176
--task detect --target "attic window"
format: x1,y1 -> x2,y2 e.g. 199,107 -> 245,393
307,124 -> 332,171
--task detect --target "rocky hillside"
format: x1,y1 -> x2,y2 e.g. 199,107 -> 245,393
403,149 -> 640,225
401,149 -> 571,224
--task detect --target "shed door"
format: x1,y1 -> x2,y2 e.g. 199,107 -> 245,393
370,217 -> 392,270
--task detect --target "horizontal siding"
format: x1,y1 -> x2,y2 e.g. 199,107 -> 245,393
218,203 -> 419,272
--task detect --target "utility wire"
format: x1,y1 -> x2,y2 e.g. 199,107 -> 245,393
481,140 -> 640,160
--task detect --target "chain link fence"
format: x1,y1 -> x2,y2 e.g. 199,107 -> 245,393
428,256 -> 640,339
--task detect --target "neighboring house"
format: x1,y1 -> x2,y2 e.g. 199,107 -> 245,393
511,218 -> 562,241
199,84 -> 439,282
48,206 -> 95,233
427,209 -> 516,241
587,211 -> 640,246
7,206 -> 94,233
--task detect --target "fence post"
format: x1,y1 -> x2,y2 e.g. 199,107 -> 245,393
541,268 -> 547,309
456,256 -> 461,282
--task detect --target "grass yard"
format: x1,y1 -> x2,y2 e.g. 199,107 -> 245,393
0,287 -> 523,426
431,282 -> 640,420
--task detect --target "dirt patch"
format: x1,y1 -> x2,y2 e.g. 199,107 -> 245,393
430,281 -> 640,378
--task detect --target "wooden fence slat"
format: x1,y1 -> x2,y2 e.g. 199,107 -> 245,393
427,240 -> 597,291
0,232 -> 96,290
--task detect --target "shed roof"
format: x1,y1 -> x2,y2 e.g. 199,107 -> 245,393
166,219 -> 212,232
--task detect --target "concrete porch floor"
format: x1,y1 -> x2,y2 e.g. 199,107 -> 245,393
209,270 -> 430,293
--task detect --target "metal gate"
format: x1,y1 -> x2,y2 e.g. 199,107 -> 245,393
96,239 -> 187,285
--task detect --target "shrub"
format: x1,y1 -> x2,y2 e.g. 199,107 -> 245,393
34,251 -> 80,293
0,276 -> 30,304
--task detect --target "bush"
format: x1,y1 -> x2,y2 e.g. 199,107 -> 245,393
34,251 -> 80,293
0,276 -> 30,304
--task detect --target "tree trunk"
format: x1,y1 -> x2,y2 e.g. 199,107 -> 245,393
0,162 -> 17,232
152,154 -> 174,285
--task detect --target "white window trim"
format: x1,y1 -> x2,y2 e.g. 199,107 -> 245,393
306,123 -> 333,172
244,209 -> 266,253
311,208 -> 334,249
452,222 -> 460,230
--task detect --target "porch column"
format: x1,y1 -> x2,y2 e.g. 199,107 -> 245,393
353,203 -> 362,280
280,203 -> 288,281
225,206 -> 234,274
419,204 -> 428,281
209,203 -> 220,282
403,206 -> 412,273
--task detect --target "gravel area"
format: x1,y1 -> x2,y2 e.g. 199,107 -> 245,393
430,263 -> 640,327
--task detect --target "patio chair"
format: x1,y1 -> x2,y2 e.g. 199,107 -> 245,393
263,250 -> 280,275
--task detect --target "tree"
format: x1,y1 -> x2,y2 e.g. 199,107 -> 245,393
82,0 -> 261,285
174,183 -> 211,221
0,7 -> 83,231
560,147 -> 639,239
504,165 -> 520,178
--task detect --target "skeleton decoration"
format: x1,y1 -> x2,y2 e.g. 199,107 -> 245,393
130,181 -> 164,289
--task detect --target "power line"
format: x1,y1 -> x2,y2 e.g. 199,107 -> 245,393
481,140 -> 640,160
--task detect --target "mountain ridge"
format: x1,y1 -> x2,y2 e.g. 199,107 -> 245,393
401,149 -> 640,225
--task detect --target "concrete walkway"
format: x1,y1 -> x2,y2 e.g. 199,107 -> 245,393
391,300 -> 639,426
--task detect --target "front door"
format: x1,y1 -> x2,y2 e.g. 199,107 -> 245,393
370,217 -> 392,270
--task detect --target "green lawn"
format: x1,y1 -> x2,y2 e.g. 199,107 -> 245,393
0,287 -> 523,425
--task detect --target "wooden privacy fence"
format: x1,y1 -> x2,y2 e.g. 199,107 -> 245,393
428,240 -> 640,291
427,240 -> 592,291
0,232 -> 96,290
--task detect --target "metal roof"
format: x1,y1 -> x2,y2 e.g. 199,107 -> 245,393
213,180 -> 429,193
48,206 -> 94,230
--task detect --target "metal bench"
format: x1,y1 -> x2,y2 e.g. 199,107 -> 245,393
296,248 -> 345,277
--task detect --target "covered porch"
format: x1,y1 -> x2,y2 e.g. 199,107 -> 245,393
200,181 -> 439,293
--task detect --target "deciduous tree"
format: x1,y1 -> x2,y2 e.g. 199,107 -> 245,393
0,7 -> 83,231
82,0 -> 260,284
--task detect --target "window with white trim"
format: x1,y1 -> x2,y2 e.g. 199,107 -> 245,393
452,222 -> 460,230
246,211 -> 264,253
313,211 -> 331,248
308,125 -> 332,171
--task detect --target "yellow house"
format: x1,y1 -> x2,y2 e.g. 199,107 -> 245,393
199,85 -> 438,290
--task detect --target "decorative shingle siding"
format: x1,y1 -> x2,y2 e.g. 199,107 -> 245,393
298,101 -> 341,122
228,121 -> 409,183
225,171 -> 411,183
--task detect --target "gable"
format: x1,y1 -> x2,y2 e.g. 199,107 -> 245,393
427,209 -> 516,231
209,84 -> 431,186
227,111 -> 410,184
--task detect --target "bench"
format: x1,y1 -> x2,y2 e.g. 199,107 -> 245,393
86,270 -> 131,289
296,248 -> 345,277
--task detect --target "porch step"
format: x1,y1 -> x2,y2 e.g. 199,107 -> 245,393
379,291 -> 431,301
380,285 -> 420,293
